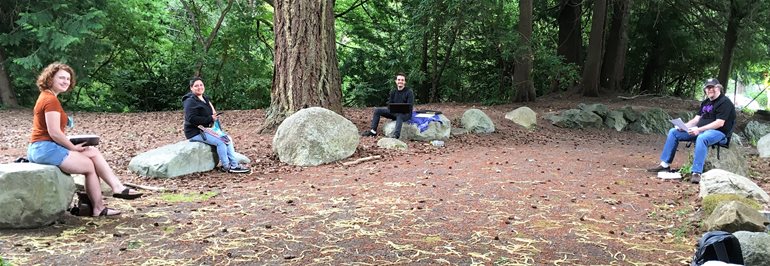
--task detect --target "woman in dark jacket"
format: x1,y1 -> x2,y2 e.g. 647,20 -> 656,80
182,77 -> 249,173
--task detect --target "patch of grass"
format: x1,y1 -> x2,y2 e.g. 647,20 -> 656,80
702,194 -> 762,216
160,191 -> 218,203
0,256 -> 11,266
675,208 -> 691,217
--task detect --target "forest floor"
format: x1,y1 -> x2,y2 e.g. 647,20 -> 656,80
1,91 -> 769,265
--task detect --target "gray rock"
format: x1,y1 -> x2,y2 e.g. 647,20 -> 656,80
129,141 -> 241,178
461,109 -> 495,133
450,127 -> 468,136
505,107 -> 537,129
744,121 -> 770,146
759,134 -> 770,158
704,201 -> 769,233
672,111 -> 697,123
0,163 -> 75,229
700,141 -> 749,177
699,169 -> 770,204
547,109 -> 603,129
733,231 -> 770,266
626,107 -> 671,135
72,174 -> 112,195
273,107 -> 359,166
578,103 -> 609,118
619,106 -> 641,122
384,114 -> 451,141
604,110 -> 627,131
377,138 -> 408,150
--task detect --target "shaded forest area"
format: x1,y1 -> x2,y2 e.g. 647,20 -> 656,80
1,0 -> 769,113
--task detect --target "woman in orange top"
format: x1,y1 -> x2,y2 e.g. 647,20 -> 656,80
27,63 -> 142,217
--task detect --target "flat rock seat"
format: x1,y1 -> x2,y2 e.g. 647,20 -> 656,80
129,140 -> 250,178
0,163 -> 76,229
383,114 -> 451,141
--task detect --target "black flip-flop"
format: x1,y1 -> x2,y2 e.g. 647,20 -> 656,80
112,188 -> 143,200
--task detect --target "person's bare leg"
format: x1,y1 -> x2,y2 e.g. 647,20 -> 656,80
59,151 -> 120,216
80,147 -> 137,195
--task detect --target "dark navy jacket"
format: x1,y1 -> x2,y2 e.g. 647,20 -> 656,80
182,92 -> 214,139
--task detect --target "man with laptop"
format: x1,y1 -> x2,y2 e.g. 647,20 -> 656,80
361,73 -> 415,139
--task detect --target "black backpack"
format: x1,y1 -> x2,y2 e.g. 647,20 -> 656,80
691,231 -> 744,266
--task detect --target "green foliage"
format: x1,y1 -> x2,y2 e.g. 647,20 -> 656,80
701,194 -> 762,216
0,256 -> 11,266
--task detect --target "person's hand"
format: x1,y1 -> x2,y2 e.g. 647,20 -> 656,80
211,114 -> 218,121
675,126 -> 685,131
687,127 -> 701,136
72,142 -> 87,152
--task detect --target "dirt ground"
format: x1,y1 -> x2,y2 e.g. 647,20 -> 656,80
1,91 -> 768,265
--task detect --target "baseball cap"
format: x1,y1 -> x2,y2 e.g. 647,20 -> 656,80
704,78 -> 720,87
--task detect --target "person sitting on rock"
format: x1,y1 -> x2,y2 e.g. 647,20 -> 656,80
27,62 -> 142,217
182,77 -> 249,173
361,73 -> 415,139
647,78 -> 736,184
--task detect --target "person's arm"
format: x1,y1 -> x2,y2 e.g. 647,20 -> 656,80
387,90 -> 395,105
184,98 -> 214,126
684,115 -> 701,128
44,111 -> 85,151
407,89 -> 415,105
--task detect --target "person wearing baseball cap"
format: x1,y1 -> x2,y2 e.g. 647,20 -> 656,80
647,78 -> 736,184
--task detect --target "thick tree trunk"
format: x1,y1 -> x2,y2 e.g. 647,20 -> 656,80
717,1 -> 741,89
260,0 -> 342,132
600,0 -> 632,91
581,0 -> 607,97
0,47 -> 19,108
514,0 -> 535,102
557,0 -> 583,66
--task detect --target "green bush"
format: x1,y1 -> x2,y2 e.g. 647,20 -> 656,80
701,194 -> 762,216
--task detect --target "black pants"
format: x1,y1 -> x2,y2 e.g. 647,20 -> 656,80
370,107 -> 411,138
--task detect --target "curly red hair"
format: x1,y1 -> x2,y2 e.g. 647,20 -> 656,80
36,62 -> 76,92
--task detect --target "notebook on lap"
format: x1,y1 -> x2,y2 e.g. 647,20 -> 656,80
388,103 -> 412,114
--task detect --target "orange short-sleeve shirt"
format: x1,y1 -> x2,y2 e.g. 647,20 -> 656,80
30,91 -> 67,143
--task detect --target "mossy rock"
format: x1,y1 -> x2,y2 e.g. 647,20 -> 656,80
702,193 -> 762,216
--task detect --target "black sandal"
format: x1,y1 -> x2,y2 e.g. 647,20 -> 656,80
112,188 -> 143,200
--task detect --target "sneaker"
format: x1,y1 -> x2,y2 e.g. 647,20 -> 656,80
228,165 -> 250,173
646,165 -> 671,173
361,130 -> 376,137
690,173 -> 701,184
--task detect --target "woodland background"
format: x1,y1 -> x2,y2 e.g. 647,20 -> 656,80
1,0 -> 768,116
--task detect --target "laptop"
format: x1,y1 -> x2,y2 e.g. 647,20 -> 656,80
388,103 -> 412,114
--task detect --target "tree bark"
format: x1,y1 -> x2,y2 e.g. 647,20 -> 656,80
557,0 -> 583,66
581,0 -> 607,97
717,0 -> 749,89
429,20 -> 461,103
600,0 -> 632,91
260,0 -> 342,132
514,0 -> 535,102
418,27 -> 430,103
0,47 -> 19,108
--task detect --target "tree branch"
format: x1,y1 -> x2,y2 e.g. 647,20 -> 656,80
180,0 -> 207,48
335,0 -> 369,18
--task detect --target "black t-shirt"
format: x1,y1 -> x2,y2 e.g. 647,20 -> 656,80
696,94 -> 736,135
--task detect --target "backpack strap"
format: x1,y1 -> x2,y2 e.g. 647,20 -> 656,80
712,241 -> 730,262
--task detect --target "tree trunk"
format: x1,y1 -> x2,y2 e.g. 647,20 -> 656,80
514,0 -> 535,102
581,0 -> 607,97
557,0 -> 583,66
717,0 -> 742,90
600,0 -> 632,91
430,20 -> 462,103
418,31 -> 430,103
0,47 -> 19,108
260,0 -> 342,132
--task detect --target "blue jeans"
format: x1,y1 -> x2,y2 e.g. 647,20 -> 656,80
370,108 -> 412,138
659,128 -> 727,174
189,132 -> 238,169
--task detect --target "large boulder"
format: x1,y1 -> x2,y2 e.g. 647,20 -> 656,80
129,141 -> 249,178
699,169 -> 770,204
461,109 -> 495,133
547,109 -> 603,129
626,107 -> 671,135
384,114 -> 451,141
604,110 -> 627,131
273,107 -> 359,166
744,121 -> 770,146
505,107 -> 537,129
733,231 -> 770,266
578,103 -> 609,118
0,163 -> 75,229
759,134 -> 770,158
704,201 -> 769,233
700,142 -> 749,177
